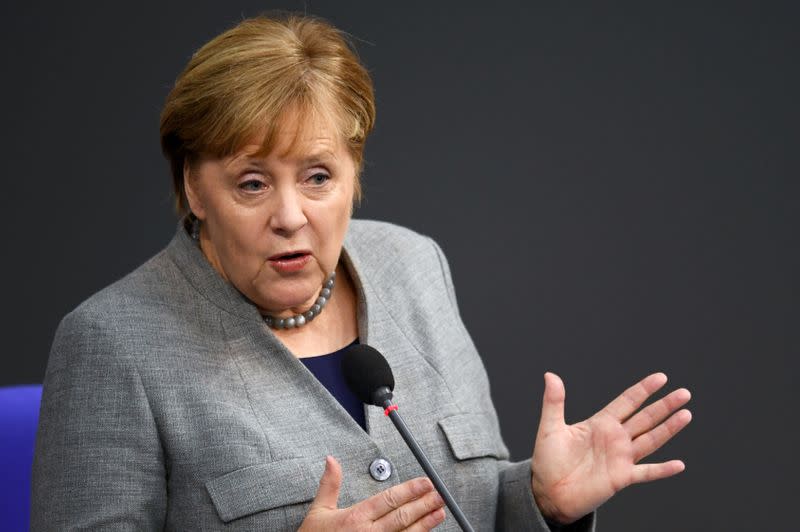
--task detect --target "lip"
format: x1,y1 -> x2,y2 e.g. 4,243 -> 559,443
268,249 -> 312,260
268,250 -> 312,273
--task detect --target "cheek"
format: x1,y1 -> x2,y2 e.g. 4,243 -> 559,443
212,209 -> 266,264
315,201 -> 352,258
330,196 -> 353,236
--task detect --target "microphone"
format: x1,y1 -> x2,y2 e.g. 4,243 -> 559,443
342,344 -> 476,532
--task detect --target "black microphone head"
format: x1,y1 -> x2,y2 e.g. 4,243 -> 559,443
341,344 -> 395,406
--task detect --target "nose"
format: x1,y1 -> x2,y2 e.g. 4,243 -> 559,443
269,186 -> 308,235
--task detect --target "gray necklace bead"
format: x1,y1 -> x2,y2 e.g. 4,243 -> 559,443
263,272 -> 336,329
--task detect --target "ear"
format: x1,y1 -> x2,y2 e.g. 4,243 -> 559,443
183,158 -> 206,220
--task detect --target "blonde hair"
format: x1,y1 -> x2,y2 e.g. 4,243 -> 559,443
160,14 -> 376,215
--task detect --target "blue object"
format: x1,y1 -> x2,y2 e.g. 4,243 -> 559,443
300,340 -> 366,431
0,385 -> 43,532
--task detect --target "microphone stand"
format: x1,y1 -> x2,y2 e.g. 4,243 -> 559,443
375,388 -> 475,532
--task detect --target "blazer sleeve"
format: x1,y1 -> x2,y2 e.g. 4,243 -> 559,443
428,236 -> 596,532
31,308 -> 167,531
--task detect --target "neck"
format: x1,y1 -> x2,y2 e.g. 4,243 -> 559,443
270,262 -> 359,357
261,270 -> 336,328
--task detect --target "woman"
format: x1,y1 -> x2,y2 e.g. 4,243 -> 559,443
32,14 -> 691,531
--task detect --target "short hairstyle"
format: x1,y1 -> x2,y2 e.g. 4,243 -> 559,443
160,14 -> 376,215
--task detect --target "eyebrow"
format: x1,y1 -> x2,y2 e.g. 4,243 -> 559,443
299,151 -> 337,166
225,152 -> 261,170
224,148 -> 338,172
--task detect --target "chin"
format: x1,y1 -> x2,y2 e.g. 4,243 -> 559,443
258,288 -> 319,314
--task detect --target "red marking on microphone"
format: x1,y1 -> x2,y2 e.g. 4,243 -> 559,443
384,404 -> 398,416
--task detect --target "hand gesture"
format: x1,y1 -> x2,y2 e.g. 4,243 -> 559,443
299,456 -> 446,531
531,372 -> 692,524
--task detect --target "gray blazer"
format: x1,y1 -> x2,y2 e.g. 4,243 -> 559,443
32,220 -> 595,531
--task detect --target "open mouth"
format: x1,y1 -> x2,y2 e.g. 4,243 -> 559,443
268,250 -> 312,262
268,251 -> 311,272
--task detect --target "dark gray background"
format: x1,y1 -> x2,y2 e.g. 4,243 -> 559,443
2,1 -> 797,530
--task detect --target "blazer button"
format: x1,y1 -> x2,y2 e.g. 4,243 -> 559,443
369,458 -> 393,481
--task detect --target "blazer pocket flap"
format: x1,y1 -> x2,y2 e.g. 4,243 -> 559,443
438,412 -> 509,461
206,457 -> 322,523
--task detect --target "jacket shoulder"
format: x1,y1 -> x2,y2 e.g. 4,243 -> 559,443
346,219 -> 439,266
345,218 -> 458,315
347,218 -> 429,243
68,249 -> 183,322
50,249 -> 189,369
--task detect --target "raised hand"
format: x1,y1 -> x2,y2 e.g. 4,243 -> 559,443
531,372 -> 692,524
299,456 -> 446,531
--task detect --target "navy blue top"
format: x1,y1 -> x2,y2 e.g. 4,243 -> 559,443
300,339 -> 366,431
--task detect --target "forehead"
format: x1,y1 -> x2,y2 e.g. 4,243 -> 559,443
242,101 -> 347,162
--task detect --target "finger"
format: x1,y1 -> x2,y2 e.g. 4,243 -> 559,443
631,460 -> 686,485
538,372 -> 566,434
373,489 -> 445,531
602,372 -> 668,422
633,409 -> 693,462
624,388 -> 691,438
309,455 -> 342,511
404,507 -> 447,532
359,477 -> 434,521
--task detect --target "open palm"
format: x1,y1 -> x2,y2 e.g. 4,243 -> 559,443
531,372 -> 692,524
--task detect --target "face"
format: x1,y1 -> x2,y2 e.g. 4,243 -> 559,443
184,113 -> 356,318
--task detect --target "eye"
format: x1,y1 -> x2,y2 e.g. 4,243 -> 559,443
307,172 -> 330,186
239,179 -> 266,192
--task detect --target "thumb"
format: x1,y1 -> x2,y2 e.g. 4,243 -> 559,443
539,372 -> 566,433
310,456 -> 342,511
